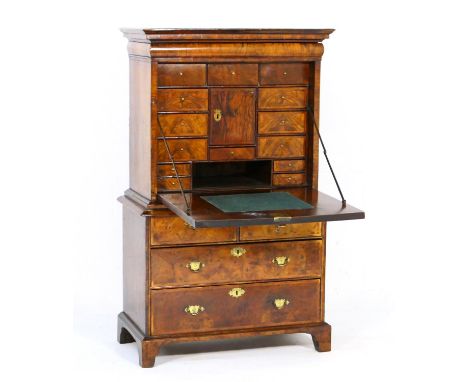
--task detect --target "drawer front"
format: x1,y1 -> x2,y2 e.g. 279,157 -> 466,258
258,87 -> 308,110
157,177 -> 191,191
260,63 -> 310,85
151,240 -> 323,288
258,136 -> 305,158
273,173 -> 306,186
157,163 -> 191,177
208,64 -> 258,85
151,215 -> 237,246
158,89 -> 208,112
210,147 -> 255,161
258,111 -> 306,135
158,64 -> 206,87
157,139 -> 207,162
150,279 -> 321,335
240,222 -> 322,241
157,114 -> 208,137
274,160 -> 305,172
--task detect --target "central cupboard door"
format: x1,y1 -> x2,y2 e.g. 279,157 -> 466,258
210,88 -> 256,146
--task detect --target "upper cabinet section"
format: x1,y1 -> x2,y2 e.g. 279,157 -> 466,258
121,29 -> 333,60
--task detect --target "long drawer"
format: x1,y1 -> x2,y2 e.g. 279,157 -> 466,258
150,279 -> 321,335
151,240 -> 323,288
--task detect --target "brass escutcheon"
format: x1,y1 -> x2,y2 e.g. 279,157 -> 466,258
186,261 -> 204,272
273,298 -> 290,310
213,109 -> 222,122
229,287 -> 245,298
184,305 -> 205,316
230,247 -> 246,257
272,256 -> 289,267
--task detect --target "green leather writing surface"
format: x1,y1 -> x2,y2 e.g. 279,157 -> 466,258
200,192 -> 313,213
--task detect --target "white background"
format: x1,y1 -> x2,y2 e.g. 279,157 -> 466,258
1,0 -> 467,380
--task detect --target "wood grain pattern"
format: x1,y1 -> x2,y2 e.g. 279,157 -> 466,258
258,111 -> 306,134
157,139 -> 207,162
157,89 -> 208,112
151,240 -> 323,288
157,163 -> 191,177
274,160 -> 305,172
150,215 -> 237,246
208,64 -> 258,85
210,88 -> 256,145
158,64 -> 206,87
157,177 -> 191,191
157,114 -> 208,137
260,63 -> 310,85
273,173 -> 305,186
258,136 -> 305,158
258,87 -> 308,110
209,147 -> 255,161
150,279 -> 321,335
240,222 -> 322,241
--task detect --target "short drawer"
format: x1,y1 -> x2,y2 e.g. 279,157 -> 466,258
158,89 -> 208,112
157,163 -> 191,177
157,139 -> 207,162
274,160 -> 305,172
258,87 -> 308,110
258,111 -> 306,135
210,147 -> 255,161
150,215 -> 237,246
260,63 -> 310,85
150,279 -> 321,335
157,114 -> 208,137
158,64 -> 206,87
273,173 -> 305,186
208,64 -> 258,85
240,222 -> 322,241
258,136 -> 305,158
157,177 -> 191,191
150,240 -> 323,288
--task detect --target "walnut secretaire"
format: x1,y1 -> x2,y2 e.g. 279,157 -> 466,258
118,29 -> 364,367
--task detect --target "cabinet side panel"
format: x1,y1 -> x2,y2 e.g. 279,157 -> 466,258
309,61 -> 321,189
129,57 -> 152,199
122,204 -> 148,333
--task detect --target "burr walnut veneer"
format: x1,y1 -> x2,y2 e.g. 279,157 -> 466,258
118,28 -> 364,367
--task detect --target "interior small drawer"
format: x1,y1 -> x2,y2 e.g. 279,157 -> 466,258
274,160 -> 305,172
209,147 -> 255,161
158,64 -> 206,87
257,136 -> 305,158
150,279 -> 321,335
157,89 -> 208,112
157,139 -> 207,162
157,177 -> 191,191
208,64 -> 258,85
157,114 -> 208,137
151,240 -> 323,288
258,87 -> 308,110
150,215 -> 237,246
258,111 -> 306,135
157,163 -> 191,177
273,173 -> 305,186
260,63 -> 310,85
240,222 -> 322,241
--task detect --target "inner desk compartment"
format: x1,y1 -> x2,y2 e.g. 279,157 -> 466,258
192,160 -> 272,190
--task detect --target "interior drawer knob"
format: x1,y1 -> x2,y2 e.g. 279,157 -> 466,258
186,261 -> 204,272
184,305 -> 205,316
272,256 -> 289,267
273,298 -> 290,310
231,247 -> 246,257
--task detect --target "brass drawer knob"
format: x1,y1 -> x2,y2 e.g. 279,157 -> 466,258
179,72 -> 183,76
180,97 -> 185,102
186,261 -> 204,272
283,71 -> 288,75
184,305 -> 205,316
231,247 -> 246,257
272,256 -> 289,267
273,298 -> 290,310
229,287 -> 245,298
231,71 -> 236,75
